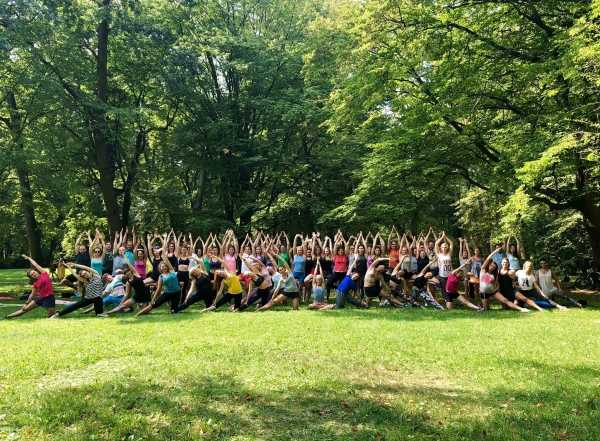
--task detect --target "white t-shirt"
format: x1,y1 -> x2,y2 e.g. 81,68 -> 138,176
516,270 -> 535,291
437,254 -> 452,278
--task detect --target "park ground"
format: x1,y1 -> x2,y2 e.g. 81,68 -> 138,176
1,269 -> 600,440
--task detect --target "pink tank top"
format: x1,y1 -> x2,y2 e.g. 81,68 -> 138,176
135,260 -> 147,278
224,254 -> 237,273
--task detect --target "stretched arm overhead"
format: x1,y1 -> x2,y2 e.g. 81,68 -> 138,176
22,255 -> 45,274
367,257 -> 390,272
482,247 -> 501,270
451,259 -> 471,275
68,262 -> 99,276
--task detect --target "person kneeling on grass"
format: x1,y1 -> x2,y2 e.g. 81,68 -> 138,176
105,263 -> 151,315
258,259 -> 301,311
7,255 -> 56,319
201,267 -> 244,312
443,259 -> 483,311
50,262 -> 106,318
321,258 -> 368,310
136,245 -> 181,317
362,257 -> 391,306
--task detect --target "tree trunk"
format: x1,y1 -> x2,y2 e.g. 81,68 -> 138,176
15,166 -> 44,263
580,197 -> 600,270
93,0 -> 122,234
5,90 -> 44,262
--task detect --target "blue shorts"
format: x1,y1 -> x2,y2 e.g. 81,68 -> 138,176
34,295 -> 55,309
103,295 -> 124,306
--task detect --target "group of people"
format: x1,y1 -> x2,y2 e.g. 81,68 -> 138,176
6,226 -> 583,320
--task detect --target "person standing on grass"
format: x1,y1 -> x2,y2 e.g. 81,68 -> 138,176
51,262 -> 106,318
6,255 -> 56,319
435,232 -> 454,303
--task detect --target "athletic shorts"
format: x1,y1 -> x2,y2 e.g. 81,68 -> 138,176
283,291 -> 300,299
443,292 -> 459,302
34,295 -> 55,308
480,290 -> 496,300
364,285 -> 381,298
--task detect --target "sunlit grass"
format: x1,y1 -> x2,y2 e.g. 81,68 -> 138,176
1,288 -> 599,440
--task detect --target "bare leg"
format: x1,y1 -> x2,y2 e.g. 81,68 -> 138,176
292,297 -> 300,310
136,304 -> 153,316
458,295 -> 482,310
494,292 -> 529,312
515,292 -> 545,312
107,299 -> 135,315
7,301 -> 37,318
258,294 -> 285,311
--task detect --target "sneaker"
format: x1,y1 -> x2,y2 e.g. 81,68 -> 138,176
49,313 -> 60,319
96,313 -> 108,318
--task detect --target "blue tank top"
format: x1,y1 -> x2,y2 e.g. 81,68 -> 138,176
91,258 -> 103,275
337,275 -> 356,295
507,254 -> 521,270
292,255 -> 306,274
312,286 -> 325,302
161,271 -> 180,293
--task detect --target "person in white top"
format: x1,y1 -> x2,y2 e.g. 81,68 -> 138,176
536,259 -> 582,308
434,232 -> 453,299
515,261 -> 566,311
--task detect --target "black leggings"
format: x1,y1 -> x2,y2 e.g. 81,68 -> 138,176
58,297 -> 103,316
239,287 -> 272,311
326,272 -> 346,292
214,293 -> 242,310
177,289 -> 214,311
152,290 -> 181,312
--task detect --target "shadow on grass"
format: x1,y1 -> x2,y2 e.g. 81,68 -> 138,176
6,357 -> 600,441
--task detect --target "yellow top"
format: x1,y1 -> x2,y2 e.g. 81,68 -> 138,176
224,274 -> 243,295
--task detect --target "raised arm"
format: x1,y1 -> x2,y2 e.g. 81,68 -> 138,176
451,259 -> 471,275
69,262 -> 99,276
482,248 -> 501,270
160,242 -> 174,272
22,255 -> 45,274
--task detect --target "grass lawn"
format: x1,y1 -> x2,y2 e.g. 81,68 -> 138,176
0,270 -> 599,440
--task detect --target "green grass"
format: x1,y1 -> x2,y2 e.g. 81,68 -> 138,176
1,271 -> 600,440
